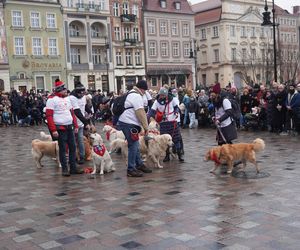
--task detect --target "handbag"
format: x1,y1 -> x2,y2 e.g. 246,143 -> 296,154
155,104 -> 167,123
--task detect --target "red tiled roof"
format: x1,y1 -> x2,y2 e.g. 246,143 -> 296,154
191,0 -> 221,13
194,7 -> 221,26
143,0 -> 194,15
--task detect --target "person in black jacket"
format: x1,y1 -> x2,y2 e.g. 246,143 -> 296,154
187,96 -> 198,129
18,105 -> 31,126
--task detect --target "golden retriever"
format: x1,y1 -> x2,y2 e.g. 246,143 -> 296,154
205,138 -> 265,174
102,125 -> 125,142
89,133 -> 115,175
31,139 -> 61,168
75,136 -> 92,162
40,131 -> 52,141
140,134 -> 174,168
109,138 -> 128,165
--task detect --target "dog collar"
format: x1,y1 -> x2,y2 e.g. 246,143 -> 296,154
210,151 -> 221,165
93,144 -> 106,156
106,129 -> 113,141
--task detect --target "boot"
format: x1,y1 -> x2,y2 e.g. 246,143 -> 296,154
178,152 -> 184,162
163,148 -> 170,162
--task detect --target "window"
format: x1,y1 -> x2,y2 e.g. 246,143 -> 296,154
125,50 -> 132,65
251,48 -> 256,59
148,20 -> 155,35
182,23 -> 189,36
70,24 -> 79,36
171,22 -> 178,36
114,27 -> 120,40
92,48 -> 102,64
201,28 -> 206,40
213,49 -> 219,62
124,27 -> 130,39
202,51 -> 207,64
32,38 -> 42,56
160,0 -> 166,8
71,48 -> 80,64
89,0 -> 95,9
202,74 -> 206,84
260,27 -> 265,38
135,51 -> 141,65
47,13 -> 56,28
215,73 -> 219,82
113,2 -> 119,16
212,26 -> 218,37
91,25 -> 101,37
251,27 -> 255,37
175,2 -> 181,10
132,4 -> 139,17
116,51 -> 122,65
14,37 -> 24,55
161,41 -> 168,57
12,11 -> 22,27
133,27 -> 139,41
231,48 -> 236,61
183,43 -> 190,57
242,48 -> 247,59
122,2 -> 129,14
67,0 -> 73,7
241,26 -> 246,37
160,20 -> 167,35
48,38 -> 57,56
230,25 -> 235,37
151,77 -> 157,87
261,49 -> 265,61
99,0 -> 105,10
36,76 -> 45,91
149,41 -> 156,57
30,12 -> 40,28
172,42 -> 179,57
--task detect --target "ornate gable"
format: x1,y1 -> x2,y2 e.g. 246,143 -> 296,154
237,6 -> 263,24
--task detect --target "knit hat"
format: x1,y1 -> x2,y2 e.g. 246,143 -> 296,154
74,81 -> 85,92
136,80 -> 148,90
212,83 -> 221,94
54,81 -> 66,92
158,88 -> 168,96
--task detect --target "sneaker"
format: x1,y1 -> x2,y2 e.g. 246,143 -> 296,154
136,164 -> 152,173
127,169 -> 143,177
70,169 -> 84,175
62,171 -> 70,177
78,158 -> 84,165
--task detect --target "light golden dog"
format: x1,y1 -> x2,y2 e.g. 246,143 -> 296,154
40,131 -> 52,141
31,139 -> 61,168
102,125 -> 125,142
205,138 -> 265,174
109,138 -> 128,165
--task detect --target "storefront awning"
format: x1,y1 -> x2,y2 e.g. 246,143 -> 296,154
147,68 -> 192,76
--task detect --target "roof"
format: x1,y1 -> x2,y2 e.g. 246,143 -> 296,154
275,4 -> 299,17
143,0 -> 194,15
194,7 -> 221,26
191,0 -> 221,13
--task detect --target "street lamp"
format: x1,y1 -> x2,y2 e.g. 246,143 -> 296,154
104,36 -> 110,93
189,39 -> 199,89
261,0 -> 278,82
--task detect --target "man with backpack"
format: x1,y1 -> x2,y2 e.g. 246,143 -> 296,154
117,80 -> 152,177
210,83 -> 238,145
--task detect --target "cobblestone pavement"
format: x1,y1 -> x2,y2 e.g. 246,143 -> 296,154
0,124 -> 300,250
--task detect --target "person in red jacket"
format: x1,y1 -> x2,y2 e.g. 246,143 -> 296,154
45,81 -> 83,177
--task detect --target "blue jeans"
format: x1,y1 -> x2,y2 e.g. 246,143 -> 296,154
18,115 -> 31,126
118,121 -> 143,171
184,109 -> 189,126
77,127 -> 85,160
57,126 -> 77,173
189,112 -> 196,128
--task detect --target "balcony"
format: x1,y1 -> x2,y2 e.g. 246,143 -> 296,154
71,63 -> 89,70
93,64 -> 107,70
69,35 -> 87,44
91,35 -> 106,45
124,38 -> 137,47
76,3 -> 106,12
120,14 -> 136,23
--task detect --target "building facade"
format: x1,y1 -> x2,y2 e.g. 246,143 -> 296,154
4,0 -> 66,92
276,6 -> 300,83
0,1 -> 9,92
143,0 -> 195,90
193,0 -> 276,88
110,0 -> 145,93
60,0 -> 112,92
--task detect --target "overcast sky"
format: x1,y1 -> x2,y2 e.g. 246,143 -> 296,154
188,0 -> 300,13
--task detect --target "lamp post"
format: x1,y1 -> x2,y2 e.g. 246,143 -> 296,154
261,0 -> 278,82
104,36 -> 110,93
189,38 -> 198,89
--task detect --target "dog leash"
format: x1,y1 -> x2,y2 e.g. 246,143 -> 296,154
216,125 -> 227,144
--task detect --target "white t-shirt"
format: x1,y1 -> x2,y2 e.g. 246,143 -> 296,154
142,91 -> 152,108
215,98 -> 232,127
118,90 -> 144,126
46,96 -> 73,125
69,95 -> 86,128
151,98 -> 178,122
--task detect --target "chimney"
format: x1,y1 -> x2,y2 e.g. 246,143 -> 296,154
293,6 -> 300,14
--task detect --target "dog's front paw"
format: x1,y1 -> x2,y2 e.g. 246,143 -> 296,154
209,169 -> 215,173
111,167 -> 116,171
91,170 -> 96,175
158,165 -> 163,169
227,170 -> 232,174
100,171 -> 104,175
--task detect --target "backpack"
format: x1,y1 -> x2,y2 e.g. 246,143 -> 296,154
111,91 -> 136,116
224,98 -> 241,121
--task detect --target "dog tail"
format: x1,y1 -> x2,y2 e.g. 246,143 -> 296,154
252,138 -> 265,152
